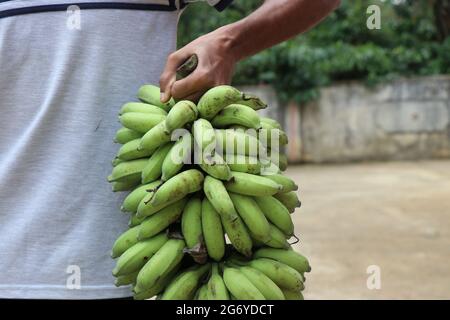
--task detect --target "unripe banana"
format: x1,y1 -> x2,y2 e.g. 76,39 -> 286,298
138,121 -> 171,153
224,172 -> 282,197
225,154 -> 261,174
202,198 -> 225,261
111,225 -> 140,258
223,267 -> 265,300
121,181 -> 163,213
116,138 -> 154,161
129,213 -> 145,227
229,193 -> 271,243
247,258 -> 304,291
141,143 -> 173,184
107,158 -> 148,183
119,112 -> 166,134
119,102 -> 168,116
135,239 -> 185,292
137,84 -> 175,111
138,198 -> 187,240
112,157 -> 124,167
261,117 -> 282,130
254,196 -> 294,236
133,266 -> 179,300
111,179 -> 140,192
211,104 -> 261,129
161,133 -> 192,181
112,232 -> 169,276
136,183 -> 174,218
236,93 -> 267,110
260,161 -> 281,176
274,191 -> 301,213
197,85 -> 243,120
258,127 -> 288,148
239,266 -> 285,300
282,289 -> 304,300
161,264 -> 210,300
204,176 -> 252,257
196,284 -> 209,300
148,169 -> 204,207
264,224 -> 290,249
114,127 -> 143,144
207,263 -> 229,300
263,174 -> 298,193
253,248 -> 311,274
182,198 -> 203,249
215,129 -> 266,159
199,153 -> 232,181
278,153 -> 288,171
192,118 -> 216,155
114,271 -> 139,287
165,100 -> 198,133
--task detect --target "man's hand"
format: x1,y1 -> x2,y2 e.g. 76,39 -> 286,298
160,27 -> 237,103
160,0 -> 340,103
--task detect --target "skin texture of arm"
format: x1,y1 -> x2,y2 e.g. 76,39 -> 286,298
160,0 -> 341,102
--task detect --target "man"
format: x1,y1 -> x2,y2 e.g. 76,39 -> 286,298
0,0 -> 339,299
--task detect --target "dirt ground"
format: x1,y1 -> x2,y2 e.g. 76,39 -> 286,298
286,160 -> 450,300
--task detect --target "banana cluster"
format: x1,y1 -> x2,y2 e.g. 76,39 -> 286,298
108,84 -> 307,300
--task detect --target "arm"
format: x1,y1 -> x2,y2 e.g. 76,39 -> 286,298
160,0 -> 340,102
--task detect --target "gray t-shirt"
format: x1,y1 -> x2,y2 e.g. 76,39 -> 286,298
0,0 -> 231,299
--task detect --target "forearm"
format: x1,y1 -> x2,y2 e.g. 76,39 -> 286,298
220,0 -> 340,61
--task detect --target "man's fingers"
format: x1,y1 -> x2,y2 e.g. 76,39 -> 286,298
171,69 -> 211,100
159,51 -> 191,103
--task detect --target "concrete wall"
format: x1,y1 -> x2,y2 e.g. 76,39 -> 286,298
241,75 -> 450,163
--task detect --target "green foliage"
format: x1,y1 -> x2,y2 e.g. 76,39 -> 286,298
178,0 -> 450,104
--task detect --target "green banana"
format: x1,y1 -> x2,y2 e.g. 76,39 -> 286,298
203,176 -> 252,257
263,174 -> 298,193
114,271 -> 139,287
111,225 -> 140,258
121,181 -> 163,213
198,153 -> 232,181
223,267 -> 265,300
236,93 -> 267,110
112,157 -> 124,167
225,154 -> 261,174
165,100 -> 198,133
138,198 -> 187,240
211,104 -> 261,129
261,117 -> 282,130
207,263 -> 229,300
239,266 -> 285,300
196,284 -> 209,300
119,102 -> 168,116
253,248 -> 311,274
141,143 -> 173,184
254,196 -> 294,236
260,161 -> 281,176
229,193 -> 271,243
133,266 -> 179,300
264,224 -> 290,249
192,118 -> 216,156
107,158 -> 148,183
282,289 -> 304,300
137,84 -> 175,111
119,112 -> 166,134
116,138 -> 154,161
278,153 -> 288,171
161,264 -> 210,300
138,122 -> 172,154
148,169 -> 204,207
224,172 -> 282,196
247,258 -> 304,291
274,191 -> 301,213
111,179 -> 140,192
258,127 -> 288,148
129,213 -> 145,227
181,198 -> 203,249
112,232 -> 169,276
135,239 -> 185,292
197,85 -> 243,120
161,133 -> 192,181
215,129 -> 266,159
114,127 -> 143,144
201,198 -> 225,261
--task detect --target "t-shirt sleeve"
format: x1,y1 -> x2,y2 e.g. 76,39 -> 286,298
182,0 -> 234,12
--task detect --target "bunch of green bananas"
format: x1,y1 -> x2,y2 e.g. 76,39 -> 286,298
108,83 -> 306,300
